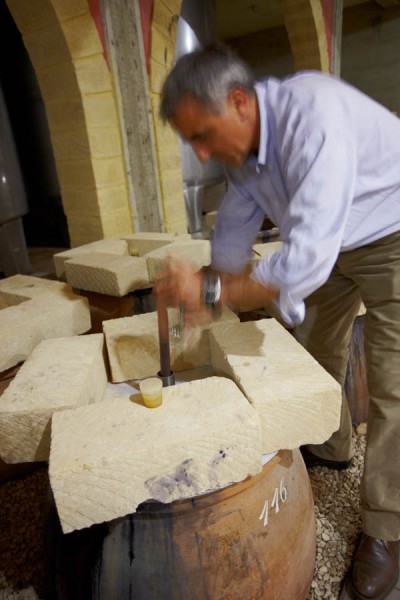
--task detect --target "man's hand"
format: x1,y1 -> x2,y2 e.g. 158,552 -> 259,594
153,256 -> 210,326
154,256 -> 279,324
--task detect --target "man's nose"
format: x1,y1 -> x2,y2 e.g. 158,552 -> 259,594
193,142 -> 211,163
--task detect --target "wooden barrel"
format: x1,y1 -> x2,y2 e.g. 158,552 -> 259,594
345,315 -> 369,424
51,449 -> 315,600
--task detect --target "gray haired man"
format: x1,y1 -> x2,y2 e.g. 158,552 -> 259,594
156,43 -> 400,600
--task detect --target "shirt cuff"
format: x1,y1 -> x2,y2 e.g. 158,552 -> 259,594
251,264 -> 305,328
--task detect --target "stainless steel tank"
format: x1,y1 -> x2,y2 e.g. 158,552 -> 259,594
175,0 -> 226,236
0,82 -> 30,276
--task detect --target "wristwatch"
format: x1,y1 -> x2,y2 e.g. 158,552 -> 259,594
201,269 -> 221,306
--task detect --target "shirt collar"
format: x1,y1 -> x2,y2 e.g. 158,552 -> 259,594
254,81 -> 268,166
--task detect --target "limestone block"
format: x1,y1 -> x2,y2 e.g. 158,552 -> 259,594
0,289 -> 91,373
49,376 -> 262,533
151,96 -> 181,172
152,1 -> 179,40
60,14 -> 103,60
91,156 -> 126,188
82,92 -> 119,128
54,240 -> 129,278
45,99 -> 86,132
0,334 -> 106,463
210,318 -> 342,454
61,185 -> 131,220
60,187 -> 100,217
150,57 -> 169,95
162,204 -> 187,227
52,128 -> 91,163
51,0 -> 89,21
103,306 -> 239,382
57,157 -> 124,190
64,253 -> 149,296
24,26 -> 70,70
100,210 -> 133,239
74,55 -> 112,95
67,215 -> 104,247
39,62 -> 78,103
155,144 -> 182,172
160,0 -> 182,16
88,127 -> 122,158
97,185 -> 130,213
159,168 -> 185,205
145,240 -> 211,281
122,232 -> 190,256
52,0 -> 89,21
164,219 -> 188,235
0,274 -> 70,304
7,1 -> 55,34
151,25 -> 174,66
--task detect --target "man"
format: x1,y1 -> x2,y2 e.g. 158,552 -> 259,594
155,43 -> 400,600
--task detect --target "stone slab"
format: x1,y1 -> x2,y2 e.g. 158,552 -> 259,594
64,253 -> 150,296
210,318 -> 342,454
53,239 -> 129,278
122,232 -> 191,256
0,274 -> 70,305
145,239 -> 211,281
103,306 -> 239,382
49,376 -> 262,533
0,334 -> 107,463
0,288 -> 91,373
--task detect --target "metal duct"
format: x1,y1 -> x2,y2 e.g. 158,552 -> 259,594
175,0 -> 225,235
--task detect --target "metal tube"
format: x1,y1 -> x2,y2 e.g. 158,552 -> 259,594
157,300 -> 175,386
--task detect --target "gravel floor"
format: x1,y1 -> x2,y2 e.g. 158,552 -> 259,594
0,431 -> 366,600
307,430 -> 365,600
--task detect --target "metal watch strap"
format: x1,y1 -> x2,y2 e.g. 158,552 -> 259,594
202,269 -> 221,305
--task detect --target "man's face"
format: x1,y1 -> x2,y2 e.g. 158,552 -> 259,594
171,91 -> 256,168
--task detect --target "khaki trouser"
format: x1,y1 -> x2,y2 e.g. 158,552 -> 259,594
294,230 -> 400,541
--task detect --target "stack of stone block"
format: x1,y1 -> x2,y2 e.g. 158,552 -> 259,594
53,234 -> 210,296
0,233 -> 342,535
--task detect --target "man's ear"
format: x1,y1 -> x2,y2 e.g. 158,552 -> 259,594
228,87 -> 250,121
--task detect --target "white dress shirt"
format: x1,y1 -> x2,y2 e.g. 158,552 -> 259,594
211,71 -> 400,326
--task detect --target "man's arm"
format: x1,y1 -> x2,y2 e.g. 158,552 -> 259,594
220,270 -> 279,310
154,257 -> 279,324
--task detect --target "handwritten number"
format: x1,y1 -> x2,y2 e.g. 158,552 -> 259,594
259,478 -> 287,527
259,500 -> 269,527
280,477 -> 288,502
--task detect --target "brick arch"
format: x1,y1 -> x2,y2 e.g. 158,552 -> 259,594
6,0 -> 133,247
147,0 -> 187,233
280,0 -> 331,72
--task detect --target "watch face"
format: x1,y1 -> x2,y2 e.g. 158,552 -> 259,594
203,271 -> 221,305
